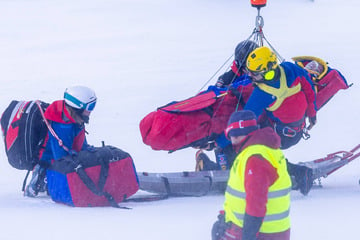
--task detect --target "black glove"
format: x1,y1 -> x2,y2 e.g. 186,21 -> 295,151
211,212 -> 229,240
215,74 -> 226,88
228,85 -> 241,99
242,213 -> 263,240
86,145 -> 97,152
68,150 -> 78,157
228,85 -> 246,107
216,70 -> 237,87
191,142 -> 216,151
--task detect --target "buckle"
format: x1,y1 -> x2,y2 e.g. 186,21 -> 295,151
302,128 -> 311,140
74,164 -> 83,173
239,120 -> 244,128
282,126 -> 297,138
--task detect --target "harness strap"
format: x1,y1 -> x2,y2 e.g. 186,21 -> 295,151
97,158 -> 109,191
257,66 -> 301,111
274,118 -> 307,138
75,161 -> 129,209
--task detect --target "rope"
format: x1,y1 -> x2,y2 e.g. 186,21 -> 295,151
198,54 -> 234,93
152,7 -> 285,151
35,100 -> 70,153
199,7 -> 286,140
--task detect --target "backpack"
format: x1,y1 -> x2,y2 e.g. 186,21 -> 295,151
0,100 -> 49,170
48,145 -> 139,207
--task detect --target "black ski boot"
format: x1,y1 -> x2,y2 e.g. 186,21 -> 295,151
296,166 -> 313,195
24,164 -> 47,197
195,150 -> 218,171
287,160 -> 313,196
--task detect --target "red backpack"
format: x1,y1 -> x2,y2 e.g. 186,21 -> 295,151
1,100 -> 49,170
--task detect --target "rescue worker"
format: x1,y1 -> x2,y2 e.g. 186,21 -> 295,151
244,46 -> 317,149
196,45 -> 314,196
24,86 -> 97,197
212,110 -> 291,240
215,40 -> 259,88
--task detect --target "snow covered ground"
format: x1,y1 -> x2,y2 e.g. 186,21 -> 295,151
0,0 -> 359,239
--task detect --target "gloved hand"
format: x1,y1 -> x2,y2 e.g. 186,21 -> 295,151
86,145 -> 97,152
192,142 -> 216,151
215,74 -> 225,88
68,149 -> 78,157
228,85 -> 241,99
307,116 -> 317,130
211,211 -> 229,240
242,213 -> 263,240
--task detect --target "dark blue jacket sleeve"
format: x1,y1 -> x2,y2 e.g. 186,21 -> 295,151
244,87 -> 274,119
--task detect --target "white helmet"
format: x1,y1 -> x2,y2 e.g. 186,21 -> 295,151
64,86 -> 97,112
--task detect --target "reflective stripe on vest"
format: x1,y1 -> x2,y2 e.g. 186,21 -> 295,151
257,66 -> 301,111
224,145 -> 292,233
233,209 -> 290,222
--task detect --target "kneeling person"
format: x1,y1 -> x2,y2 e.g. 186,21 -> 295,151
24,86 -> 97,197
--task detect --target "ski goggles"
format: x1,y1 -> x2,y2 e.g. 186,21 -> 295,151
64,92 -> 97,112
83,100 -> 97,112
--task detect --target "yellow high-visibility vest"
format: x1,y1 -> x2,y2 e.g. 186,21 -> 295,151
224,144 -> 292,233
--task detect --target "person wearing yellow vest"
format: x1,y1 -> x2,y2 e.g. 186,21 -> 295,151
244,46 -> 317,150
212,110 -> 291,240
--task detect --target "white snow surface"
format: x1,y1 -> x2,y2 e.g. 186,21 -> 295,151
0,0 -> 359,239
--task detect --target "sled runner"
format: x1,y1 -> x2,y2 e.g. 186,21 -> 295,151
298,144 -> 360,181
137,145 -> 360,197
137,170 -> 229,197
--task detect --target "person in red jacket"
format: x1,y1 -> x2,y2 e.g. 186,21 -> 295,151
212,110 -> 291,240
244,46 -> 317,149
215,40 -> 259,88
196,45 -> 314,196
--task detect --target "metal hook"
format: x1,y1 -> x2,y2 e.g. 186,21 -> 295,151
255,15 -> 264,31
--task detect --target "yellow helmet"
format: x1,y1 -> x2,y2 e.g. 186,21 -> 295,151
246,46 -> 278,73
